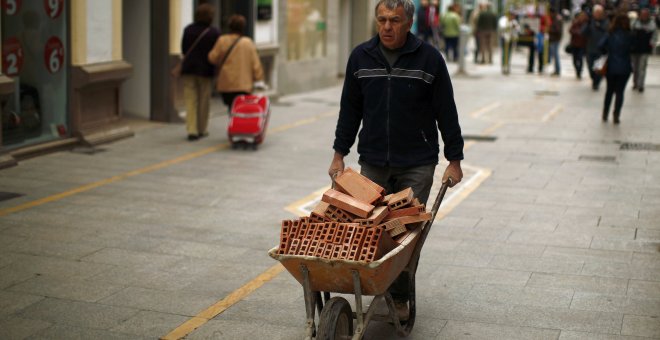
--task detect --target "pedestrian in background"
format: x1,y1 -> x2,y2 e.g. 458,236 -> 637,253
476,3 -> 498,64
180,4 -> 220,141
442,4 -> 462,62
208,15 -> 265,110
569,11 -> 589,79
498,10 -> 519,74
469,3 -> 483,63
600,13 -> 633,124
548,8 -> 563,76
583,4 -> 609,90
329,0 -> 464,322
630,8 -> 657,92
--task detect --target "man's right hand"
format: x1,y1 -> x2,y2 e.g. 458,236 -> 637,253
328,151 -> 345,181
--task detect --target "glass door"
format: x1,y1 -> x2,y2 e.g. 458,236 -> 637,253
1,0 -> 68,148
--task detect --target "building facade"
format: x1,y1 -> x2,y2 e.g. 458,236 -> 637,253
0,0 -> 377,167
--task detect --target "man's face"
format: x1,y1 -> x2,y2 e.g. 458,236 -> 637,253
376,4 -> 412,50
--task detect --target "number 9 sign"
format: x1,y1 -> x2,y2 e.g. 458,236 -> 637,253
44,36 -> 64,74
44,0 -> 62,19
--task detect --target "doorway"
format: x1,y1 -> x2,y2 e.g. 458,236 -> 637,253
121,0 -> 150,120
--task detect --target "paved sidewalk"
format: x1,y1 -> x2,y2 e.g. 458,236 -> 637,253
0,49 -> 659,340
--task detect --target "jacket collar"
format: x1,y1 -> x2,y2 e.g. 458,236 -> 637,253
364,32 -> 422,60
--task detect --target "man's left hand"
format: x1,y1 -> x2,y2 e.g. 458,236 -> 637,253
442,160 -> 463,187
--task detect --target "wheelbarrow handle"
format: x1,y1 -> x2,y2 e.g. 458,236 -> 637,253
409,178 -> 452,264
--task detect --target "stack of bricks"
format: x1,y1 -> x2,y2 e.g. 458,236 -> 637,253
277,168 -> 432,263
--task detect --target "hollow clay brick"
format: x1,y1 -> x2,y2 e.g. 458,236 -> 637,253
387,224 -> 408,237
289,238 -> 301,255
322,243 -> 333,258
395,212 -> 432,226
315,242 -> 326,257
356,206 -> 389,227
311,201 -> 331,222
334,168 -> 384,204
333,223 -> 347,244
324,222 -> 338,243
332,244 -> 342,259
342,223 -> 358,245
325,206 -> 357,223
387,188 -> 414,210
383,204 -> 425,221
381,219 -> 405,232
370,227 -> 397,262
298,238 -> 310,256
278,222 -> 291,254
308,240 -> 319,257
339,244 -> 350,260
322,188 -> 374,218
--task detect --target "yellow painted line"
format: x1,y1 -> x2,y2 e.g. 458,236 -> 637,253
0,111 -> 337,217
470,101 -> 501,118
542,104 -> 563,122
160,263 -> 285,340
435,164 -> 491,220
285,185 -> 331,217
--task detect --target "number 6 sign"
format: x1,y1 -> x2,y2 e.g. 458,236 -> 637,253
44,36 -> 64,74
44,0 -> 63,19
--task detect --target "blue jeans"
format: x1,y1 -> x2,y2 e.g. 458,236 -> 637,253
549,42 -> 560,74
359,160 -> 436,303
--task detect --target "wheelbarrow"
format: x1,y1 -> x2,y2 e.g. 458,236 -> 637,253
268,180 -> 451,340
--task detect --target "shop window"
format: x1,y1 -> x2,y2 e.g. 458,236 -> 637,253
1,0 -> 68,148
286,0 -> 327,61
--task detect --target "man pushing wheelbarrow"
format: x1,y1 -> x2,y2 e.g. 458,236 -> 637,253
329,0 -> 464,324
269,1 -> 464,338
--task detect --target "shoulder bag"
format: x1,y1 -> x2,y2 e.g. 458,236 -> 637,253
171,27 -> 211,78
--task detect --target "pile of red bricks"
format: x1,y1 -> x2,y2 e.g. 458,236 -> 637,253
277,168 -> 431,262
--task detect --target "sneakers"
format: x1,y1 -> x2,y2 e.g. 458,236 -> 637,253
394,301 -> 409,322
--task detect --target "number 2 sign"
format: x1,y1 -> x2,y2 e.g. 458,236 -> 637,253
44,0 -> 62,18
2,37 -> 23,76
44,36 -> 64,74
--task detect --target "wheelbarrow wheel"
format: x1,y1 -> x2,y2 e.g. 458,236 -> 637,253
317,297 -> 353,340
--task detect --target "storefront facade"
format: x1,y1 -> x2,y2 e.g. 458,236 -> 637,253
0,0 -> 375,167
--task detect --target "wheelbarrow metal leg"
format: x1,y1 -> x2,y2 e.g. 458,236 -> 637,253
351,270 -> 365,338
300,265 -> 316,340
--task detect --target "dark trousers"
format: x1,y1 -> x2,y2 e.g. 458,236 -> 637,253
586,52 -> 603,89
603,73 -> 631,119
222,92 -> 249,110
524,43 -> 536,73
444,37 -> 459,62
572,47 -> 585,78
359,160 -> 436,303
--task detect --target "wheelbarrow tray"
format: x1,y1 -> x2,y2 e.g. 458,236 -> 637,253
268,224 -> 423,296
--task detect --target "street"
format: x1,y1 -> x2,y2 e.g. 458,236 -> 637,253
1,49 -> 659,339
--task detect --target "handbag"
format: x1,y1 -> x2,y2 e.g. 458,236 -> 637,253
593,55 -> 607,76
171,27 -> 211,78
564,44 -> 574,54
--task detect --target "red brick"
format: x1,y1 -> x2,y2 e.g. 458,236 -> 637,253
356,205 -> 389,227
339,244 -> 350,260
383,204 -> 425,221
315,242 -> 326,257
332,244 -> 342,259
324,222 -> 338,243
333,223 -> 347,244
278,221 -> 291,254
322,243 -> 334,259
395,212 -> 432,226
325,206 -> 357,223
342,223 -> 358,245
387,188 -> 414,210
322,188 -> 375,218
380,219 -> 405,232
308,240 -> 319,257
311,201 -> 331,222
387,224 -> 407,237
334,168 -> 384,204
298,238 -> 310,256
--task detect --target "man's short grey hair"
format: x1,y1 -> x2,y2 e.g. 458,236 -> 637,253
375,0 -> 415,22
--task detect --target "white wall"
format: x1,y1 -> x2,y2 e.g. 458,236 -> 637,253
121,0 -> 150,119
86,0 -> 114,63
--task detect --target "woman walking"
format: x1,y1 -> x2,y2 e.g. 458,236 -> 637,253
600,13 -> 633,124
569,11 -> 588,79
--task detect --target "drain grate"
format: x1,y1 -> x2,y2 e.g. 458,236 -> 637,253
70,146 -> 107,155
579,155 -> 617,162
463,134 -> 497,142
620,142 -> 660,151
0,192 -> 23,202
534,90 -> 560,96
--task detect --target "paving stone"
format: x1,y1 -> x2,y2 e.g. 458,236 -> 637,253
466,284 -> 574,308
437,320 -> 559,340
527,273 -> 629,295
507,231 -> 593,248
542,246 -> 632,264
5,238 -> 103,261
80,248 -> 184,269
186,318 -> 303,340
621,315 -> 660,338
18,298 -> 140,330
590,238 -> 660,253
7,274 -> 125,303
581,261 -> 660,281
29,324 -> 150,340
631,252 -> 660,269
0,291 -> 45,319
109,310 -> 190,338
626,280 -> 660,299
570,292 -> 660,316
489,254 -> 584,275
0,317 -> 51,340
559,330 -> 652,340
428,265 -> 531,286
454,240 -> 546,257
99,286 -> 219,316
